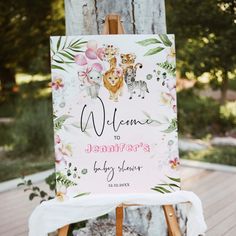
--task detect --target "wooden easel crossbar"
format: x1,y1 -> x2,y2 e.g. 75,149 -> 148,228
58,14 -> 182,236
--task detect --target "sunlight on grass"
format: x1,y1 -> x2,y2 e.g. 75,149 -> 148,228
220,101 -> 236,124
16,73 -> 50,85
181,146 -> 236,166
36,87 -> 52,98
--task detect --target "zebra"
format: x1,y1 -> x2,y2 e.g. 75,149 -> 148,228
124,66 -> 149,99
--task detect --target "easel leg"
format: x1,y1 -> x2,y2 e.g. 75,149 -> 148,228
116,206 -> 123,236
163,205 -> 182,236
58,225 -> 69,236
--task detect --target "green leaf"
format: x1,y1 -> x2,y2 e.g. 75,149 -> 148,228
144,47 -> 164,56
137,38 -> 161,46
64,50 -> 75,58
162,118 -> 177,133
159,34 -> 172,47
59,52 -> 74,61
62,37 -> 67,49
69,48 -> 84,53
73,192 -> 90,198
17,182 -> 25,187
151,188 -> 164,194
167,176 -> 181,183
27,180 -> 32,186
53,59 -> 64,64
57,36 -> 62,51
162,125 -> 176,133
54,115 -> 72,131
51,64 -> 66,71
159,183 -> 181,189
72,40 -> 88,47
154,186 -> 171,193
70,38 -> 82,47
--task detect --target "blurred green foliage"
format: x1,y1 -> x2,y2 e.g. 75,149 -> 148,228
0,0 -> 64,90
10,80 -> 54,155
178,88 -> 236,137
181,146 -> 236,166
166,0 -> 236,103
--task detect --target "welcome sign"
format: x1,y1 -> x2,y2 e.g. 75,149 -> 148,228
50,34 -> 180,198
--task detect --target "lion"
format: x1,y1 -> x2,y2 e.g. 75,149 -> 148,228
103,67 -> 124,102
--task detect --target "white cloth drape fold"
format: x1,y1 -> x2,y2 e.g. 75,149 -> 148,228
29,191 -> 207,236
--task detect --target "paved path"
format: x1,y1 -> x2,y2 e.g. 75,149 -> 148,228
1,166 -> 236,236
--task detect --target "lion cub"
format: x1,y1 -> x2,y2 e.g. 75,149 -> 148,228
103,68 -> 123,102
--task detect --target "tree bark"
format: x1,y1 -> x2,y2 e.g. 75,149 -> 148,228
220,71 -> 228,104
64,0 -> 166,35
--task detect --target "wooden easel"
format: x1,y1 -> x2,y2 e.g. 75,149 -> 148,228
58,14 -> 181,236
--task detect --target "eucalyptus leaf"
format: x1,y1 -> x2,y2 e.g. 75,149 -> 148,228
137,38 -> 161,46
159,34 -> 172,47
144,47 -> 164,56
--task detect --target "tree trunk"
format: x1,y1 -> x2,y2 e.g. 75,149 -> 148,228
64,0 -> 166,35
0,67 -> 16,93
220,71 -> 228,104
64,1 -> 187,235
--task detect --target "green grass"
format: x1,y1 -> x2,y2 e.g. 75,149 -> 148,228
0,77 -> 54,182
180,146 -> 236,166
0,124 -> 13,146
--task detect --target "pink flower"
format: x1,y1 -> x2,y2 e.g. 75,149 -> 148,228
114,68 -> 123,77
55,134 -> 61,144
52,78 -> 64,90
173,104 -> 177,113
55,149 -> 66,164
169,157 -> 180,169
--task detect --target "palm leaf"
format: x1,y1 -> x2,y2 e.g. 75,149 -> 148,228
51,64 -> 66,71
57,36 -> 62,51
167,176 -> 181,183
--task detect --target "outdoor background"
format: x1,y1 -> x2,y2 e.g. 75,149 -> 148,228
0,0 -> 235,182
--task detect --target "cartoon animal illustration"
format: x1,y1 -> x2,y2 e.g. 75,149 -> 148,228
102,44 -> 124,102
120,53 -> 143,75
125,66 -> 149,99
103,44 -> 119,69
78,68 -> 102,99
103,67 -> 124,102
